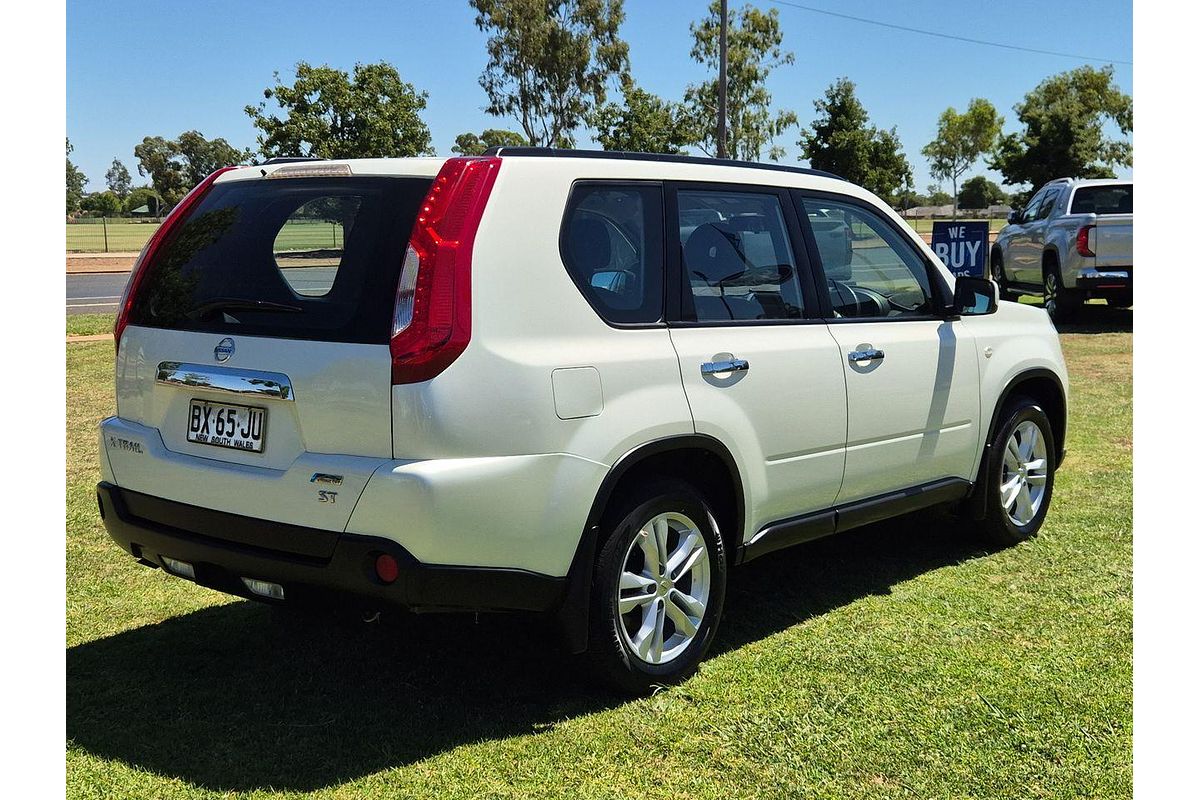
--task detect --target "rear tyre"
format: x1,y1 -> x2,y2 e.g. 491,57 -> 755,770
586,480 -> 727,694
1043,258 -> 1080,323
991,248 -> 1019,301
978,397 -> 1057,547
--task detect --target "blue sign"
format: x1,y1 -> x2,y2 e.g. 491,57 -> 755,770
931,221 -> 989,278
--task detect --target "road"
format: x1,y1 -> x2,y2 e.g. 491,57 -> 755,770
66,267 -> 340,315
67,272 -> 130,315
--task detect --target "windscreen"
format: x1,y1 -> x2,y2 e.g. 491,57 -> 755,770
1070,184 -> 1132,216
129,176 -> 431,343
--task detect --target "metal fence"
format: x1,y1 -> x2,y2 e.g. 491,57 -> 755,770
66,217 -> 164,253
66,217 -> 347,254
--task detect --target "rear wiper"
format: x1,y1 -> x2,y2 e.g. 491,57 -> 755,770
186,297 -> 303,319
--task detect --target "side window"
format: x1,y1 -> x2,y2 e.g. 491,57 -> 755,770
802,196 -> 935,319
1037,188 -> 1060,220
1022,190 -> 1045,222
676,190 -> 805,322
273,195 -> 362,297
561,184 -> 664,324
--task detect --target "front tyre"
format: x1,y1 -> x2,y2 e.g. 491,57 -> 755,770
979,397 -> 1057,546
587,480 -> 727,693
991,248 -> 1018,301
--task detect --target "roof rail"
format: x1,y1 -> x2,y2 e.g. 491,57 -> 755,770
482,146 -> 844,181
262,156 -> 325,165
1047,177 -> 1073,184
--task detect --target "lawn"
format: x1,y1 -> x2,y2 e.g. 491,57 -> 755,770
66,313 -> 1132,798
67,220 -> 346,253
66,313 -> 115,337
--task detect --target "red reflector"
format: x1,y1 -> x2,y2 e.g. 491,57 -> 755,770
375,554 -> 400,584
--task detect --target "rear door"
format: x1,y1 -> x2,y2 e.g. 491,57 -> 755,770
665,184 -> 847,533
113,170 -> 431,528
795,191 -> 980,504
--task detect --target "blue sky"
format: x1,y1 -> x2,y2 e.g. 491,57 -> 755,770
66,0 -> 1132,194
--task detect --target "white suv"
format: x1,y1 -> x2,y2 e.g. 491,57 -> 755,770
98,149 -> 1068,692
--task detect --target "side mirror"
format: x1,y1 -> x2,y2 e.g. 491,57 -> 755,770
1007,210 -> 1021,225
953,276 -> 998,316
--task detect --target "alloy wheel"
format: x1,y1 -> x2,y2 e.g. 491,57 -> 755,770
1000,420 -> 1049,527
616,511 -> 711,665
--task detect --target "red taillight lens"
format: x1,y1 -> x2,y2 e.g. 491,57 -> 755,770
113,165 -> 241,351
390,157 -> 502,385
1076,224 -> 1096,257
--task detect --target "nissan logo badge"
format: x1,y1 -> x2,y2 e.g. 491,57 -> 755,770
214,337 -> 235,363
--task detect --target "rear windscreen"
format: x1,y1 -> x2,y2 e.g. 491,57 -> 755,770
1070,184 -> 1132,215
130,176 -> 431,343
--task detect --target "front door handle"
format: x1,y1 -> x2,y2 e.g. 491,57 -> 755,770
701,358 -> 750,376
848,348 -> 885,363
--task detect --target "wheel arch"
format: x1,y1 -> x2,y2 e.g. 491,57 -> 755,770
554,434 -> 745,654
968,367 -> 1067,518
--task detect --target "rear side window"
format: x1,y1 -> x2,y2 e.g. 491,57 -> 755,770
1037,187 -> 1061,219
130,176 -> 430,343
1071,184 -> 1132,215
677,189 -> 805,322
561,184 -> 664,324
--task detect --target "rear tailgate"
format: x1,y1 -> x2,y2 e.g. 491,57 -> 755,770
108,165 -> 434,531
1094,214 -> 1133,269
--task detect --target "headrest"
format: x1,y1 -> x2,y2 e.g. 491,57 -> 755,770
683,223 -> 745,284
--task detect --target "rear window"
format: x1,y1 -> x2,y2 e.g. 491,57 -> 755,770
130,176 -> 431,343
1070,184 -> 1132,215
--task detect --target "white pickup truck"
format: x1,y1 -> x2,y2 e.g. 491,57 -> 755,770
990,178 -> 1132,321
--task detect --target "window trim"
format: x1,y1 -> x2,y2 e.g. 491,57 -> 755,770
557,179 -> 667,329
664,180 -> 824,328
793,189 -> 954,324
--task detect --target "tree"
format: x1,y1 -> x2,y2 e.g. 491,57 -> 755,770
921,99 -> 1002,218
991,65 -> 1132,194
588,78 -> 695,154
798,78 -> 912,202
124,186 -> 162,216
105,158 -> 132,199
246,61 -> 434,159
134,132 -> 252,208
66,138 -> 87,216
685,1 -> 796,161
452,128 -> 528,156
81,191 -> 123,217
958,175 -> 1006,210
470,0 -> 629,147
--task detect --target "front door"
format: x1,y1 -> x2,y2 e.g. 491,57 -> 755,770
665,185 -> 848,535
796,192 -> 981,504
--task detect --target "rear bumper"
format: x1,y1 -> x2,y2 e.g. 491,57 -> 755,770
1073,267 -> 1132,297
96,481 -> 566,613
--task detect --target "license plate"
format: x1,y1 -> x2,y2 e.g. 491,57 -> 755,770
187,399 -> 266,453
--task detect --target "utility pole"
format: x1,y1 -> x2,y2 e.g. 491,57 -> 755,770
716,0 -> 728,159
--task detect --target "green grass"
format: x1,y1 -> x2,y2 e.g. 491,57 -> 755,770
67,313 -> 116,337
67,220 -> 346,253
66,319 -> 1132,798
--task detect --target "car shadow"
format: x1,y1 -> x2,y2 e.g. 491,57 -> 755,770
1054,303 -> 1132,334
67,508 -> 995,793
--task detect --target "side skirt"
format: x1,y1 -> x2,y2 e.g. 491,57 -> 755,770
736,477 -> 972,565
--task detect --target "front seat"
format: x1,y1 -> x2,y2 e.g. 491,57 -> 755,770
683,223 -> 763,320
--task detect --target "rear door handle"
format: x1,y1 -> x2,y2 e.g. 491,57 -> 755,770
701,358 -> 750,375
848,348 -> 885,363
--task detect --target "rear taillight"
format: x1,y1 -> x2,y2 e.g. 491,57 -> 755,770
1076,224 -> 1096,257
390,157 -> 501,385
113,165 -> 241,351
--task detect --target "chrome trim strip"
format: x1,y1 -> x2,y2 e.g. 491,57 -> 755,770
1079,268 -> 1129,279
154,362 -> 295,401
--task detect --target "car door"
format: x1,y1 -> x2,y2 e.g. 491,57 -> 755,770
795,191 -> 980,505
1007,188 -> 1046,284
665,184 -> 848,535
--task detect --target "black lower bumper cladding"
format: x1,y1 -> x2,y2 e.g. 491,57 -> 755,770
96,482 -> 565,614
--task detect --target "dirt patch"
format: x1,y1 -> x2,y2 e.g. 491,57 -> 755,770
67,253 -> 137,273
